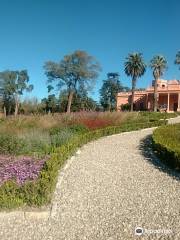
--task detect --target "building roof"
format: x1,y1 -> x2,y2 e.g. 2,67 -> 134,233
168,80 -> 179,84
117,79 -> 180,97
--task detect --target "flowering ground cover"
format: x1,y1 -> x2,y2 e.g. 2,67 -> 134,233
0,156 -> 46,185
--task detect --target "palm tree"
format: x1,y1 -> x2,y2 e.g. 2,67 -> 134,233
124,53 -> 146,111
175,51 -> 180,68
150,55 -> 167,112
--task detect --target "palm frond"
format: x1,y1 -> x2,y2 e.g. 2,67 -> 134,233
150,55 -> 167,79
124,53 -> 146,78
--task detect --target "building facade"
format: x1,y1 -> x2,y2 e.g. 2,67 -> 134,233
117,79 -> 180,112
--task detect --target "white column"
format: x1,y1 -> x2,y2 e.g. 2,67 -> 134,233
177,93 -> 180,112
167,93 -> 170,112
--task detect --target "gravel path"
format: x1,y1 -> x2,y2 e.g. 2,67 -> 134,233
0,122 -> 180,239
168,115 -> 180,124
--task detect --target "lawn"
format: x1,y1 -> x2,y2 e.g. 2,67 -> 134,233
0,111 -> 177,209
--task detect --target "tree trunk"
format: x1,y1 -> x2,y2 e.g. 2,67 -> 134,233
66,91 -> 74,113
3,106 -> 6,118
14,97 -> 19,117
81,100 -> 85,111
108,97 -> 111,111
153,78 -> 158,112
15,103 -> 19,116
131,77 -> 136,112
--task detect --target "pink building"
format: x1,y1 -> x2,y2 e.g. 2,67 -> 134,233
117,79 -> 180,112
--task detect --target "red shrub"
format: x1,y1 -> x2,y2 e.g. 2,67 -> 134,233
81,118 -> 113,130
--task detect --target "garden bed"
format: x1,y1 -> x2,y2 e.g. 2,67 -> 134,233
0,114 -> 167,209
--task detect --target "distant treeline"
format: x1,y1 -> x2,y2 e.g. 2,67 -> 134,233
0,50 -> 179,115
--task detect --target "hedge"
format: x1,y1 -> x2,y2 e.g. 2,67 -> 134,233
0,120 -> 166,209
152,123 -> 180,170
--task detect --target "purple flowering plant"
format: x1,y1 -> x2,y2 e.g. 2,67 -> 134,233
0,155 -> 45,185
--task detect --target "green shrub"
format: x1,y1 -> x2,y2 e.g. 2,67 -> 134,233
0,181 -> 24,209
49,124 -> 88,135
0,124 -> 88,157
152,123 -> 180,170
68,124 -> 89,134
0,134 -> 25,155
49,124 -> 89,148
139,111 -> 178,120
18,129 -> 51,156
50,128 -> 74,147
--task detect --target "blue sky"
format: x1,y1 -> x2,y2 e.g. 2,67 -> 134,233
0,0 -> 179,102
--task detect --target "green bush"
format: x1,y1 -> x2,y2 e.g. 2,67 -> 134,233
50,128 -> 74,147
19,129 -> 51,156
49,124 -> 88,135
0,134 -> 25,155
49,125 -> 88,148
0,125 -> 89,157
139,111 -> 178,120
68,124 -> 89,134
0,120 -> 166,209
152,123 -> 180,170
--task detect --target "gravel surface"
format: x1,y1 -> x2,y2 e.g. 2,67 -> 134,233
168,115 -> 180,124
0,124 -> 180,239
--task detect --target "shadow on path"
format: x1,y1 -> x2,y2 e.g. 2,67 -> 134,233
139,134 -> 180,181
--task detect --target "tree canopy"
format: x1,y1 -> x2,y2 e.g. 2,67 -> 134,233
124,53 -> 146,78
58,89 -> 100,112
175,51 -> 180,69
150,55 -> 167,80
100,72 -> 124,111
41,94 -> 59,113
124,53 -> 146,111
0,70 -> 33,116
44,50 -> 101,113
